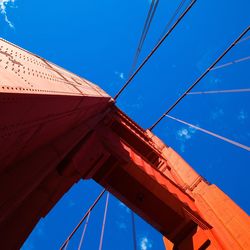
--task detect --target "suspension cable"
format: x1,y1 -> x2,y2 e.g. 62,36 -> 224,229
211,55 -> 250,71
131,211 -> 137,250
237,35 -> 250,44
60,189 -> 106,250
129,0 -> 160,77
114,0 -> 197,100
149,25 -> 250,131
158,0 -> 189,43
140,0 -> 160,50
188,88 -> 250,95
77,211 -> 91,250
63,241 -> 69,250
166,115 -> 250,151
98,192 -> 110,250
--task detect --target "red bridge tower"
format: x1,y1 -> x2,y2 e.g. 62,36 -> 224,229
0,39 -> 249,249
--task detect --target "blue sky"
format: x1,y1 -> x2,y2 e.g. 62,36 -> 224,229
1,0 -> 250,249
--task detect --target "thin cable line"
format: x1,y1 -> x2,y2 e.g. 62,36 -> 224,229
129,0 -> 160,77
211,55 -> 250,71
166,115 -> 250,151
77,211 -> 91,250
63,240 -> 69,250
138,0 -> 156,50
130,0 -> 155,73
140,0 -> 160,46
149,25 -> 250,131
98,192 -> 110,250
60,189 -> 106,250
131,211 -> 137,250
158,0 -> 188,43
237,35 -> 250,44
188,88 -> 250,95
114,0 -> 197,100
130,0 -> 188,83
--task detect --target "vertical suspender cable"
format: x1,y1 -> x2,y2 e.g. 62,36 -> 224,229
158,0 -> 188,43
149,25 -> 250,131
60,189 -> 106,250
77,211 -> 91,250
139,0 -> 160,49
131,211 -> 137,250
98,192 -> 110,250
129,0 -> 160,77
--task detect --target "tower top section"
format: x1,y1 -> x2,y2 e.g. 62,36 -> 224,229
0,38 -> 109,98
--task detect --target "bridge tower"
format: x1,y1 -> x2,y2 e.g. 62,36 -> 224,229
0,39 -> 249,249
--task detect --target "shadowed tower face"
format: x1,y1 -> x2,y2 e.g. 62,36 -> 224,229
0,39 -> 249,250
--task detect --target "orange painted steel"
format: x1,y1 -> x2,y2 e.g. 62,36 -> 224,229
0,39 -> 249,249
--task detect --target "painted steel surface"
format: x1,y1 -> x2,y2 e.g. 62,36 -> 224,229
0,40 -> 249,249
0,39 -> 113,249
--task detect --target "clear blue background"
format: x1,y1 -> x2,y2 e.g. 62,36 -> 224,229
1,0 -> 250,249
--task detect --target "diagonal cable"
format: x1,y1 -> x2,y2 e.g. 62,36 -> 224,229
188,88 -> 250,95
114,0 -> 197,100
60,189 -> 106,250
158,0 -> 189,43
98,192 -> 110,250
166,115 -> 250,151
211,55 -> 250,71
129,0 -> 160,77
149,25 -> 250,131
77,211 -> 91,250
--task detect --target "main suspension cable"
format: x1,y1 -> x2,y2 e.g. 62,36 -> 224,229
166,115 -> 250,151
129,0 -> 160,77
188,88 -> 250,95
114,0 -> 197,100
60,189 -> 106,250
98,192 -> 110,250
149,25 -> 250,131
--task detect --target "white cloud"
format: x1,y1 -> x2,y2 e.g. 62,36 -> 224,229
177,127 -> 196,141
238,110 -> 248,122
177,126 -> 196,153
118,201 -> 130,213
68,199 -> 76,208
115,71 -> 125,80
119,95 -> 144,113
115,221 -> 127,230
0,0 -> 15,28
180,143 -> 186,153
116,202 -> 130,231
140,237 -> 152,250
119,72 -> 124,80
177,128 -> 191,140
210,77 -> 221,84
211,108 -> 224,120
